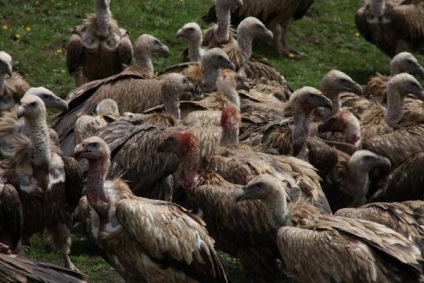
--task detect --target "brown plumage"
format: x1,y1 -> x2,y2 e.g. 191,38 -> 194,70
355,0 -> 424,57
74,98 -> 119,145
53,72 -> 194,155
0,182 -> 22,251
66,0 -> 133,86
0,51 -> 30,112
235,174 -> 424,283
320,150 -> 391,212
363,52 -> 424,104
369,152 -> 424,202
75,136 -> 230,283
158,131 -> 288,282
203,0 -> 315,58
1,93 -> 83,270
133,34 -> 170,76
336,200 -> 424,254
0,245 -> 87,283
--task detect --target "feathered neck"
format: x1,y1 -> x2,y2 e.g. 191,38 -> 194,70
236,26 -> 254,59
0,76 -> 5,97
320,85 -> 341,117
264,188 -> 290,228
86,156 -> 110,213
24,116 -> 51,165
135,52 -> 154,76
162,83 -> 181,120
217,81 -> 240,108
344,163 -> 371,207
215,4 -> 231,43
370,0 -> 385,17
292,108 -> 310,153
187,36 -> 202,62
385,82 -> 405,126
94,0 -> 111,37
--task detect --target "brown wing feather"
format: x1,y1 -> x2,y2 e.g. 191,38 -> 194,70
0,183 -> 22,250
116,198 -> 230,282
66,32 -> 85,77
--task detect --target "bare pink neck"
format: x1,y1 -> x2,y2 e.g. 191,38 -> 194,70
86,158 -> 110,211
178,149 -> 200,191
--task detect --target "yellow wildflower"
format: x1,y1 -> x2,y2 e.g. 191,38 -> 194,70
15,34 -> 21,39
56,49 -> 63,54
25,26 -> 31,32
2,25 -> 8,30
355,32 -> 360,37
288,52 -> 295,59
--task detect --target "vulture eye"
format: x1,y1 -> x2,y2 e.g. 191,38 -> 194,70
89,142 -> 99,149
182,78 -> 188,84
340,78 -> 348,84
187,27 -> 194,32
41,94 -> 49,99
154,40 -> 160,45
29,102 -> 37,107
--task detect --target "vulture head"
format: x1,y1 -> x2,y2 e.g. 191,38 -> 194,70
96,98 -> 119,116
200,48 -> 235,93
158,131 -> 199,158
348,150 -> 391,175
318,109 -> 361,146
390,52 -> 424,78
134,34 -> 170,59
177,22 -> 202,44
160,73 -> 195,119
386,73 -> 424,126
74,136 -> 110,162
289,86 -> 333,114
17,93 -> 47,120
0,51 -> 12,78
321,70 -> 363,98
203,48 -> 235,71
235,174 -> 290,227
23,87 -> 68,112
237,17 -> 274,42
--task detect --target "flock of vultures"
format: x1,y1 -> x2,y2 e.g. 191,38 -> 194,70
0,0 -> 424,282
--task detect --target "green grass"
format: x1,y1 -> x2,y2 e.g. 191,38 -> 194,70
1,0 -> 423,282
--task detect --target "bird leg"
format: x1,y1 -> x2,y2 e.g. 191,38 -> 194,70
48,222 -> 79,271
271,22 -> 305,59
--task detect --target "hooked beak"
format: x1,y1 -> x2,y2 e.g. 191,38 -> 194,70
54,98 -> 69,112
160,45 -> 170,58
176,29 -> 184,38
73,143 -> 86,160
234,185 -> 259,202
350,82 -> 363,96
224,60 -> 236,71
17,105 -> 25,118
6,65 -> 12,78
240,80 -> 250,91
263,28 -> 274,40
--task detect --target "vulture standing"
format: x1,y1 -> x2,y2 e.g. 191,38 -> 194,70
355,0 -> 424,57
0,93 -> 83,270
66,0 -> 133,86
0,51 -> 30,112
235,174 -> 424,283
75,136 -> 230,283
203,0 -> 315,57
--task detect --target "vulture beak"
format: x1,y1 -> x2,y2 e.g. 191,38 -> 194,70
375,155 -> 391,170
234,185 -> 259,202
160,45 -> 170,58
176,29 -> 184,38
223,61 -> 236,71
416,66 -> 424,79
350,82 -> 363,96
17,105 -> 26,118
263,28 -> 274,40
240,80 -> 250,91
6,64 -> 12,78
54,97 -> 69,112
186,81 -> 195,93
417,88 -> 424,101
73,143 -> 86,161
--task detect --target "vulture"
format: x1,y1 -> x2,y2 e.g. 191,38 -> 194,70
318,149 -> 391,212
158,130 -> 330,281
235,174 -> 424,283
0,182 -> 23,251
369,152 -> 424,202
355,0 -> 424,57
0,51 -> 30,112
0,93 -> 83,270
203,0 -> 315,58
177,22 -> 205,62
133,34 -> 170,76
336,200 -> 424,254
75,136 -> 230,283
66,0 -> 133,86
0,244 -> 87,283
53,72 -> 195,155
74,98 -> 119,145
363,51 -> 424,104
